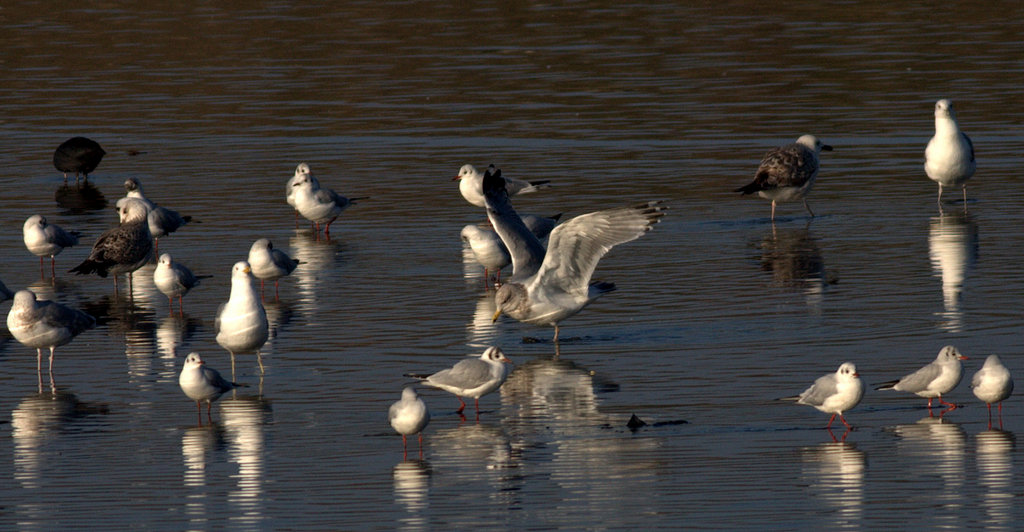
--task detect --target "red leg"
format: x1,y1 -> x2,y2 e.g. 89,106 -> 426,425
51,257 -> 57,278
475,397 -> 481,414
455,396 -> 466,413
840,414 -> 852,429
938,396 -> 957,408
825,413 -> 836,428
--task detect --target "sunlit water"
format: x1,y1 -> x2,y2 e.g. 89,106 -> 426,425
2,2 -> 1024,529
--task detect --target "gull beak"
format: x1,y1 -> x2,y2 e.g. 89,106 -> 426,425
451,175 -> 461,181
243,266 -> 251,274
852,372 -> 859,377
822,144 -> 834,151
491,308 -> 502,323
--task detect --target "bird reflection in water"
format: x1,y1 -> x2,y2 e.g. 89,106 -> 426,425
221,394 -> 273,529
800,441 -> 866,528
393,460 -> 431,531
757,224 -> 830,308
465,292 -> 500,350
976,429 -> 1014,528
11,387 -> 109,490
80,292 -> 160,390
928,211 -> 977,333
289,230 -> 342,315
54,180 -> 108,215
500,356 -> 618,425
885,416 -> 966,526
181,423 -> 228,526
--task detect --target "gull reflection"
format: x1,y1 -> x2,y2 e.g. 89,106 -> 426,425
79,292 -> 160,389
289,230 -> 341,317
886,417 -> 966,527
262,298 -> 295,352
429,422 -> 520,507
393,460 -> 431,531
465,292 -> 500,349
500,356 -> 618,424
54,181 -> 108,214
976,429 -> 1014,528
222,395 -> 272,529
181,424 -> 227,526
758,224 -> 828,309
157,314 -> 201,361
12,388 -> 109,489
928,212 -> 978,333
800,441 -> 865,528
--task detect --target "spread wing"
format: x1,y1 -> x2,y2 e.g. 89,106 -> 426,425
483,170 -> 546,280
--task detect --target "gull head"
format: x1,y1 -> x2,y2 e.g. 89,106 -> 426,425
482,346 -> 512,365
454,164 -> 478,181
23,214 -> 46,232
934,98 -> 956,120
796,134 -> 833,154
938,345 -> 967,362
837,362 -> 859,379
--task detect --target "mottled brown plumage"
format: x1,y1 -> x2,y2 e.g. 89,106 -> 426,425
735,135 -> 832,220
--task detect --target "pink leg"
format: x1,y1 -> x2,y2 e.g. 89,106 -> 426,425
475,397 -> 481,414
825,413 -> 837,428
938,396 -> 957,408
455,396 -> 466,413
839,414 -> 852,429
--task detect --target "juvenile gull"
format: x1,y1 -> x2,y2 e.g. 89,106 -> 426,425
23,214 -> 80,278
153,253 -> 211,315
179,352 -> 242,423
454,164 -> 550,208
53,136 -> 105,182
781,362 -> 864,429
483,169 -> 665,342
6,290 -> 96,375
389,387 -> 430,456
247,238 -> 300,299
971,354 -> 1013,427
875,345 -> 967,409
290,164 -> 366,235
286,163 -> 320,225
70,200 -> 154,292
215,261 -> 269,374
405,346 -> 512,416
734,134 -> 833,221
925,99 -> 975,207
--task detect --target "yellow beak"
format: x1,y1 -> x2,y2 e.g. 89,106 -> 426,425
491,308 -> 502,323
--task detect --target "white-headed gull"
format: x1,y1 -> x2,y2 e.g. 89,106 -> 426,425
972,354 -> 1013,427
154,253 -> 210,315
406,346 -> 512,416
179,352 -> 242,423
782,362 -> 864,429
247,238 -> 300,299
453,164 -> 550,208
875,345 -> 967,409
290,164 -> 366,235
925,99 -> 975,208
23,214 -> 80,278
215,261 -> 269,373
6,290 -> 96,375
389,387 -> 430,456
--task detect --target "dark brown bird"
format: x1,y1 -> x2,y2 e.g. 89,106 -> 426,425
53,137 -> 106,183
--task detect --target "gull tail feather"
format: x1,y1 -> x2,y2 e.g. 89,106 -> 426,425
873,380 -> 900,391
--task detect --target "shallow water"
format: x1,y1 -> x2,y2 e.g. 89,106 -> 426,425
2,2 -> 1024,529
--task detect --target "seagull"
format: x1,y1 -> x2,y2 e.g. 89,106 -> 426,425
925,99 -> 975,208
70,199 -> 154,293
117,178 -> 191,253
389,387 -> 430,457
454,164 -> 550,208
780,362 -> 864,429
734,134 -> 833,220
971,354 -> 1013,427
290,164 -> 366,235
247,238 -> 300,300
53,136 -> 105,182
153,253 -> 211,315
22,214 -> 80,278
483,169 -> 665,342
875,345 -> 967,409
462,214 -> 561,284
179,352 -> 242,423
286,163 -> 320,226
405,346 -> 512,416
6,290 -> 96,376
215,261 -> 269,374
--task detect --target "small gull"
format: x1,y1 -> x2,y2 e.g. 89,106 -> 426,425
781,362 -> 864,429
215,261 -> 270,374
286,163 -> 320,226
70,200 -> 154,292
179,352 -> 242,423
247,238 -> 300,299
734,134 -> 833,220
53,136 -> 105,182
925,99 -> 975,207
389,387 -> 430,457
462,214 -> 561,284
22,214 -> 80,278
971,354 -> 1013,427
290,164 -> 366,235
117,178 -> 191,253
6,290 -> 96,376
153,253 -> 211,315
405,346 -> 512,416
454,164 -> 550,208
484,169 -> 665,342
875,345 -> 967,409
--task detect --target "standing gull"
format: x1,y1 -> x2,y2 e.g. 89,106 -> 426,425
925,99 -> 975,207
70,200 -> 154,293
875,345 -> 967,409
247,238 -> 300,300
734,134 -> 833,221
154,253 -> 211,315
215,261 -> 269,374
389,387 -> 430,457
117,178 -> 191,253
405,346 -> 512,416
286,163 -> 320,226
453,164 -> 550,208
179,352 -> 242,424
290,164 -> 366,236
484,169 -> 665,342
971,354 -> 1013,428
6,290 -> 96,376
781,362 -> 864,429
23,214 -> 80,279
53,136 -> 105,182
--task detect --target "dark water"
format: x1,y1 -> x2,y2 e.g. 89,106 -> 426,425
2,2 -> 1024,529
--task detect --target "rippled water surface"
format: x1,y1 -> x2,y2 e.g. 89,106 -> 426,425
3,2 -> 1024,529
